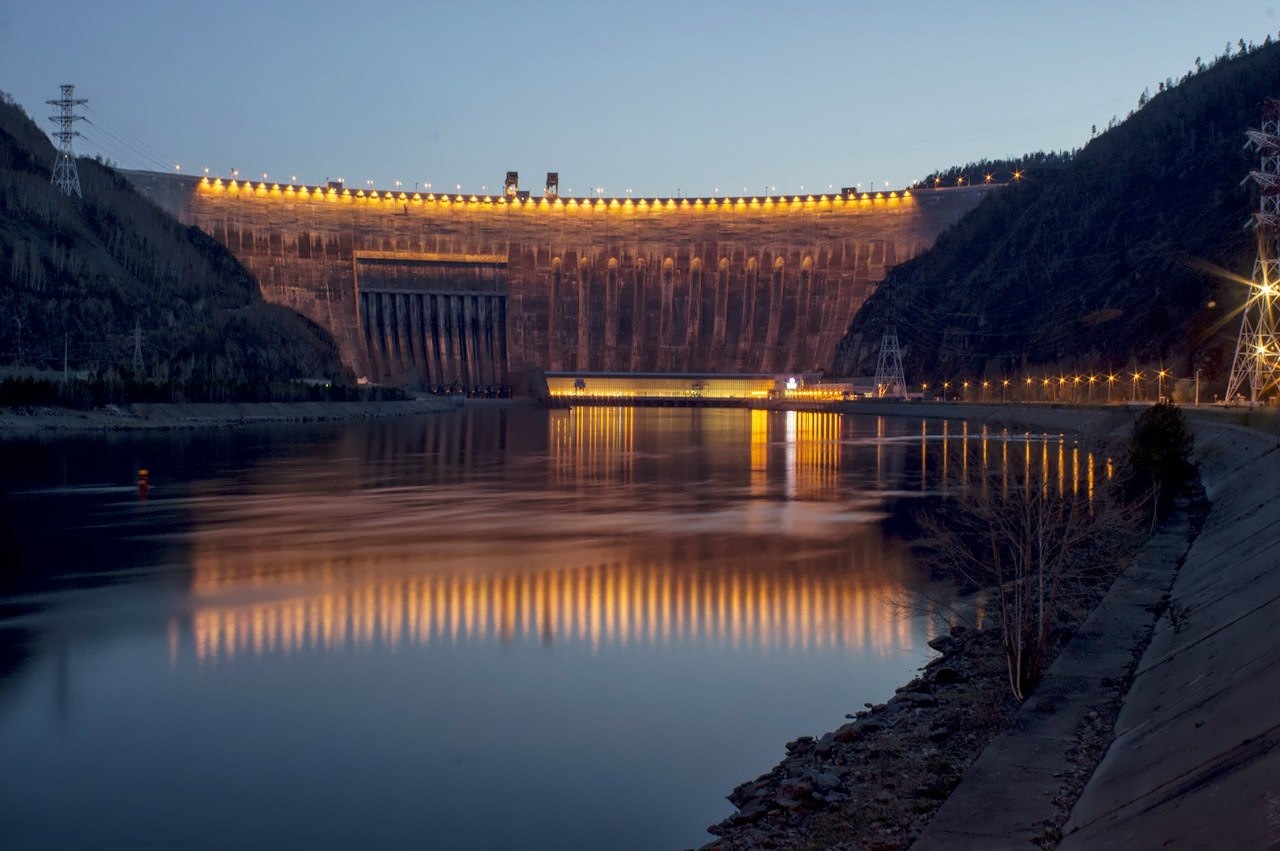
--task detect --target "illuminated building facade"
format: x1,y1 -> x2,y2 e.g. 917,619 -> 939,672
129,171 -> 992,390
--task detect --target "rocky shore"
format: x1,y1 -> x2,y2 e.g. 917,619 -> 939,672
703,626 -> 1020,851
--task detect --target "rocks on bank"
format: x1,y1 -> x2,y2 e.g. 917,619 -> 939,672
704,626 -> 1020,851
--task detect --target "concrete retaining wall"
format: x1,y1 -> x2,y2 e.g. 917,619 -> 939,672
1058,421 -> 1280,850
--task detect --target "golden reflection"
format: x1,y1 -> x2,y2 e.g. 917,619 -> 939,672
1088,453 -> 1096,502
551,408 -> 843,501
916,425 -> 1101,506
1000,430 -> 1009,499
785,411 -> 842,501
185,535 -> 916,664
176,414 -> 1106,667
920,420 -> 928,493
552,406 -> 634,486
750,408 -> 768,495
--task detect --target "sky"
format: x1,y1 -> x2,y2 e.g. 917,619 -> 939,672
1,0 -> 1276,197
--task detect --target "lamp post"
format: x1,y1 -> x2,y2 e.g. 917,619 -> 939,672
1132,371 -> 1142,403
1158,369 -> 1169,403
1195,368 -> 1202,406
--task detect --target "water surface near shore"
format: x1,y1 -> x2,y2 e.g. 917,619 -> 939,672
0,407 -> 975,850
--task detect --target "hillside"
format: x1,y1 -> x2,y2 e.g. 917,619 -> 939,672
0,91 -> 345,398
833,40 -> 1280,393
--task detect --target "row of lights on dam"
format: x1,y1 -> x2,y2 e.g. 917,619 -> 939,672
176,164 -> 966,196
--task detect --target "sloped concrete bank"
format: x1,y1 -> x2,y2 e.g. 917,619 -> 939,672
911,510 -> 1196,850
1056,421 -> 1280,850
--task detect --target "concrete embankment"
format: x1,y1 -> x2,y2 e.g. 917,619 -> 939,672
0,397 -> 464,435
1056,420 -> 1280,850
877,404 -> 1280,849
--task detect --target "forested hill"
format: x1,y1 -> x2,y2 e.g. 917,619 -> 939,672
0,91 -> 344,394
834,39 -> 1280,388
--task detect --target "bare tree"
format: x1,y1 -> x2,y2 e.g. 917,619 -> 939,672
919,444 -> 1137,700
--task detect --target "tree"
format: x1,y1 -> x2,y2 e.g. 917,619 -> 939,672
1125,400 -> 1197,527
920,445 -> 1136,700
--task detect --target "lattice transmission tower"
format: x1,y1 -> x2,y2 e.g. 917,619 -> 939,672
132,319 -> 144,375
874,327 -> 907,398
47,84 -> 87,198
1227,99 -> 1280,404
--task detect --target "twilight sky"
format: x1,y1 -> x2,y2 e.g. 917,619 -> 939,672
1,0 -> 1275,196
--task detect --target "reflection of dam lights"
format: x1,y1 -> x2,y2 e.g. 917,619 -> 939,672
552,406 -> 635,485
784,410 -> 842,501
187,556 -> 916,664
548,410 -> 1104,503
552,407 -> 843,500
922,423 -> 1104,501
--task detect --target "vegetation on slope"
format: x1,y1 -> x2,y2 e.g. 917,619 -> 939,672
835,38 -> 1280,395
0,91 -> 347,401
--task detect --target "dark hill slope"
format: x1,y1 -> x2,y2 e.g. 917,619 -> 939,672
834,42 -> 1280,388
0,92 -> 343,390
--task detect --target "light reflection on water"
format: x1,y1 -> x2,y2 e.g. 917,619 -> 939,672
184,535 -> 917,663
0,408 -> 1098,851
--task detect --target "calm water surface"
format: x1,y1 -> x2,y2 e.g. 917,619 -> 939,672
0,407 -> 1014,850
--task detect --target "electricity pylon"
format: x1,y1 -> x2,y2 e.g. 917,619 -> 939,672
132,319 -> 144,376
874,327 -> 907,398
47,84 -> 87,198
1227,99 -> 1280,404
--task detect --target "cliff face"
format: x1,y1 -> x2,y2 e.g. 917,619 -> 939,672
129,171 -> 990,384
0,93 -> 343,388
834,41 -> 1280,389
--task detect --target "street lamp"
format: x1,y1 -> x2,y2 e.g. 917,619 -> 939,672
1157,369 -> 1170,402
1131,370 -> 1142,403
1107,373 -> 1117,403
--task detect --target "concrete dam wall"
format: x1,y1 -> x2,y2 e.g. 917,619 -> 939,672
129,172 -> 991,388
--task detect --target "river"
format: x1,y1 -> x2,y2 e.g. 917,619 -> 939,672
0,407 -> 1029,850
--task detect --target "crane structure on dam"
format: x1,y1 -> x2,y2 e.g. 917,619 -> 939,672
1228,98 -> 1280,404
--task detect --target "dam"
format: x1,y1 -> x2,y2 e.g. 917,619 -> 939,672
129,172 -> 993,390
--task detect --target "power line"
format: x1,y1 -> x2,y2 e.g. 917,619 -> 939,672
81,104 -> 179,170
